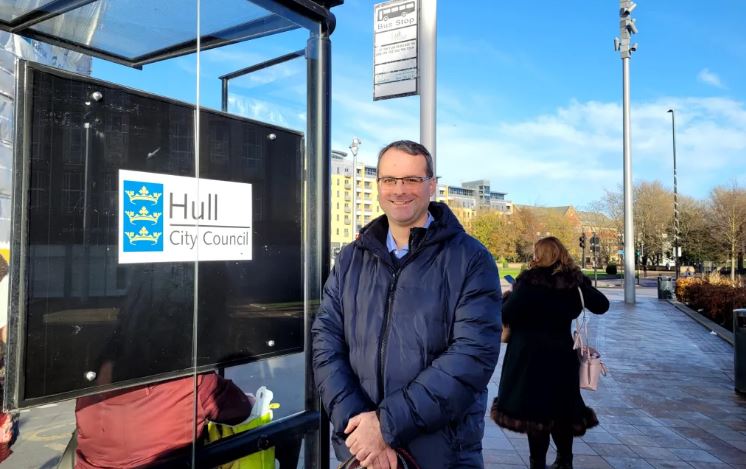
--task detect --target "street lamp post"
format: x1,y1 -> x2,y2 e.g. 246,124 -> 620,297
668,109 -> 679,279
349,137 -> 361,237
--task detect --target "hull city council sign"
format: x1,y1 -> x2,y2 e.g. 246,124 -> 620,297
118,170 -> 253,264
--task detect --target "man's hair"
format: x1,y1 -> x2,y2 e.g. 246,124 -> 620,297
530,236 -> 578,273
376,140 -> 434,178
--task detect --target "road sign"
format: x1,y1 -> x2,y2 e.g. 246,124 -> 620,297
373,0 -> 418,100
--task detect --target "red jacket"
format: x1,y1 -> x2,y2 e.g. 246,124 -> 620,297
75,373 -> 251,468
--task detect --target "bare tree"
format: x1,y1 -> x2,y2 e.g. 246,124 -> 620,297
596,181 -> 673,268
634,181 -> 674,267
677,195 -> 721,265
707,183 -> 746,280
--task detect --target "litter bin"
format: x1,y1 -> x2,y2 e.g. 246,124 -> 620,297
735,309 -> 746,394
657,276 -> 674,300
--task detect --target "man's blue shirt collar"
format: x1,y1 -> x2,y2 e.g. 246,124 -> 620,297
386,212 -> 434,259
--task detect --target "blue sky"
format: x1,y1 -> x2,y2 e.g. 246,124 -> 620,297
93,0 -> 746,209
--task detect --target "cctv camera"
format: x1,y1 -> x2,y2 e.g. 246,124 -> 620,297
91,91 -> 103,101
624,18 -> 638,35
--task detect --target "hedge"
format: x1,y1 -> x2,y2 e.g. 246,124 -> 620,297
676,274 -> 746,332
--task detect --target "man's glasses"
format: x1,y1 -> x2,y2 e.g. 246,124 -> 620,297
377,176 -> 433,187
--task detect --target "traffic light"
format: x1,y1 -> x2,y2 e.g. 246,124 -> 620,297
579,234 -> 586,249
590,233 -> 600,253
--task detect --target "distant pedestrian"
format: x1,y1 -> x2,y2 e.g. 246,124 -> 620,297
491,236 -> 609,469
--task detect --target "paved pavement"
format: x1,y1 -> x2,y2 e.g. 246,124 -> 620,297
4,285 -> 745,468
479,287 -> 746,469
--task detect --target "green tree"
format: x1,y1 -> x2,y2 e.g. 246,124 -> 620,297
469,211 -> 519,261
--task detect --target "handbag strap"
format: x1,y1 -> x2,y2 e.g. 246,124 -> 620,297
338,448 -> 421,469
574,286 -> 589,352
397,448 -> 421,469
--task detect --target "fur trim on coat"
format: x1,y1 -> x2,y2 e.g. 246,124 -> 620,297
491,397 -> 599,436
516,265 -> 586,290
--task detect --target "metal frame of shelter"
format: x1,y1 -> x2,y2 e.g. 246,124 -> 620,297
0,0 -> 339,467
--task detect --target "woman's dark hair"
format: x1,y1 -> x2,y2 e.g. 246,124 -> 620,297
530,236 -> 578,274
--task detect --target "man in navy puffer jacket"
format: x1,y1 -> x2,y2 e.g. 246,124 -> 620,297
312,141 -> 502,468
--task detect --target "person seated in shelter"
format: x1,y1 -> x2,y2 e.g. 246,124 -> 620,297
71,261 -> 251,468
74,372 -> 252,468
0,252 -> 18,462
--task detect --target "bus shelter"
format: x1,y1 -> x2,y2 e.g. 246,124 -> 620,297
0,0 -> 339,467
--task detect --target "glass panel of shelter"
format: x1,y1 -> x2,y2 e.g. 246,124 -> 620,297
193,3 -> 312,466
0,1 -> 201,467
0,0 -> 328,466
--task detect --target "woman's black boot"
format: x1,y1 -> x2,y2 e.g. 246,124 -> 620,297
549,454 -> 573,469
529,457 -> 547,469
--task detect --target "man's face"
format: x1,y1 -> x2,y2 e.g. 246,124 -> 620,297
377,148 -> 436,229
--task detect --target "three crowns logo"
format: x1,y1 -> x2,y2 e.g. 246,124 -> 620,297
122,180 -> 164,252
125,206 -> 161,224
125,226 -> 162,244
125,186 -> 162,204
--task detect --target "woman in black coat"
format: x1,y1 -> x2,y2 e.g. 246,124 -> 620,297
491,236 -> 609,469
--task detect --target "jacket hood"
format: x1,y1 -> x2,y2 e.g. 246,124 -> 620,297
356,202 -> 465,260
516,265 -> 586,290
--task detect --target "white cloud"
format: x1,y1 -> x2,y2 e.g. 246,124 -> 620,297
332,88 -> 746,207
228,95 -> 298,128
697,68 -> 726,89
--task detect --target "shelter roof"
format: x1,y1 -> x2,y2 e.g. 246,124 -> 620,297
0,0 -> 341,68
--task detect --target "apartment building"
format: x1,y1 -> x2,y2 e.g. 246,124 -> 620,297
330,153 -> 383,254
462,179 -> 512,214
436,185 -> 478,229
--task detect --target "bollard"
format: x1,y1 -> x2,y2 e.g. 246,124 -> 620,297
657,276 -> 674,300
735,309 -> 746,395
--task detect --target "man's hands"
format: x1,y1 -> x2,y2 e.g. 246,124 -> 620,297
344,411 -> 398,469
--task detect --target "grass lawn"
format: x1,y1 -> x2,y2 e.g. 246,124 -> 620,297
496,264 -> 623,281
497,266 -> 521,279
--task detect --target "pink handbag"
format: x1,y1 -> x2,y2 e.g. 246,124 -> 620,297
573,287 -> 607,391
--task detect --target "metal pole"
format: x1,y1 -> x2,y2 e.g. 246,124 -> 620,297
352,151 -> 357,236
668,109 -> 679,279
617,0 -> 638,304
419,0 -> 436,175
622,56 -> 635,304
305,25 -> 331,469
221,78 -> 228,112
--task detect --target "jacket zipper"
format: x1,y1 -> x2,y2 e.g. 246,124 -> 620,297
374,229 -> 433,402
377,268 -> 400,400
